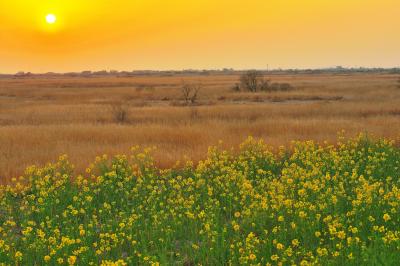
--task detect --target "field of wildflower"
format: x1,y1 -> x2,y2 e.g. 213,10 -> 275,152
0,134 -> 399,265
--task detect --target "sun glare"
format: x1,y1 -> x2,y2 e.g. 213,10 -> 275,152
46,14 -> 57,24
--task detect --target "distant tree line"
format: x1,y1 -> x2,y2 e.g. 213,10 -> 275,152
3,67 -> 400,79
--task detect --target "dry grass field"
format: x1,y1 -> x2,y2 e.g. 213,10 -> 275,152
1,73 -> 399,181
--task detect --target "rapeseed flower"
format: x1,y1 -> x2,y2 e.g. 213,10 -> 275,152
0,135 -> 399,264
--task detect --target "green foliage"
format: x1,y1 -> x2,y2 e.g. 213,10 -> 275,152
0,134 -> 399,265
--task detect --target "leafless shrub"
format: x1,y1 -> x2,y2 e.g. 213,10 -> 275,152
240,70 -> 269,92
181,82 -> 201,105
259,79 -> 271,91
110,103 -> 129,124
236,71 -> 294,93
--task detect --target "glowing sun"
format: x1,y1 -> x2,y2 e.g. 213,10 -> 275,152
45,14 -> 57,24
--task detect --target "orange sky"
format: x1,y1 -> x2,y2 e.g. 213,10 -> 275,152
0,0 -> 399,73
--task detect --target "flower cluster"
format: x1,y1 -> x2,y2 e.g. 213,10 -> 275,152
0,134 -> 399,265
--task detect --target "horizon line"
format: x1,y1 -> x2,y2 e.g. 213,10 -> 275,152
1,66 -> 400,76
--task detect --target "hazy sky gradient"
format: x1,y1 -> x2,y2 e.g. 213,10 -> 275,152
0,0 -> 399,73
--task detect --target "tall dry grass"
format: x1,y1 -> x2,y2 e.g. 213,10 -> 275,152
1,73 -> 399,180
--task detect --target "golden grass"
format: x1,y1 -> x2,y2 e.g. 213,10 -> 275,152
1,73 -> 399,180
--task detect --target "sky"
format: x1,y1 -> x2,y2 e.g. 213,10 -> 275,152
0,0 -> 399,73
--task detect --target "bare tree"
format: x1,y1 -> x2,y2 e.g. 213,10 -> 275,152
237,71 -> 295,92
181,84 -> 192,103
240,70 -> 269,92
181,82 -> 201,105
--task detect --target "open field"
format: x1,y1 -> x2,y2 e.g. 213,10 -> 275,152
1,73 -> 400,180
1,135 -> 399,265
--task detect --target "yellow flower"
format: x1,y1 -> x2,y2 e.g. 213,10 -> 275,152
233,224 -> 240,231
234,212 -> 241,218
300,260 -> 310,266
285,247 -> 293,257
86,196 -> 93,202
204,223 -> 211,231
249,253 -> 256,260
15,251 -> 23,260
383,213 -> 391,222
291,239 -> 299,247
68,256 -> 77,265
333,251 -> 340,257
332,195 -> 338,204
298,211 -> 306,218
44,255 -> 51,262
317,247 -> 328,256
276,243 -> 284,250
58,258 -> 64,264
271,254 -> 279,261
337,231 -> 346,240
290,222 -> 296,229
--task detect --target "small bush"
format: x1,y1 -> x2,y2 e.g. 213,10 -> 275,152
240,70 -> 269,92
181,82 -> 201,105
236,71 -> 294,93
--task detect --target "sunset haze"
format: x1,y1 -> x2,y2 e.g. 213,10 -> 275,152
0,0 -> 399,73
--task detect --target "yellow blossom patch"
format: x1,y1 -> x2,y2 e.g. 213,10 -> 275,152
0,135 -> 399,264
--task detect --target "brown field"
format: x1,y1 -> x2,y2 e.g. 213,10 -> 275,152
1,73 -> 399,181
